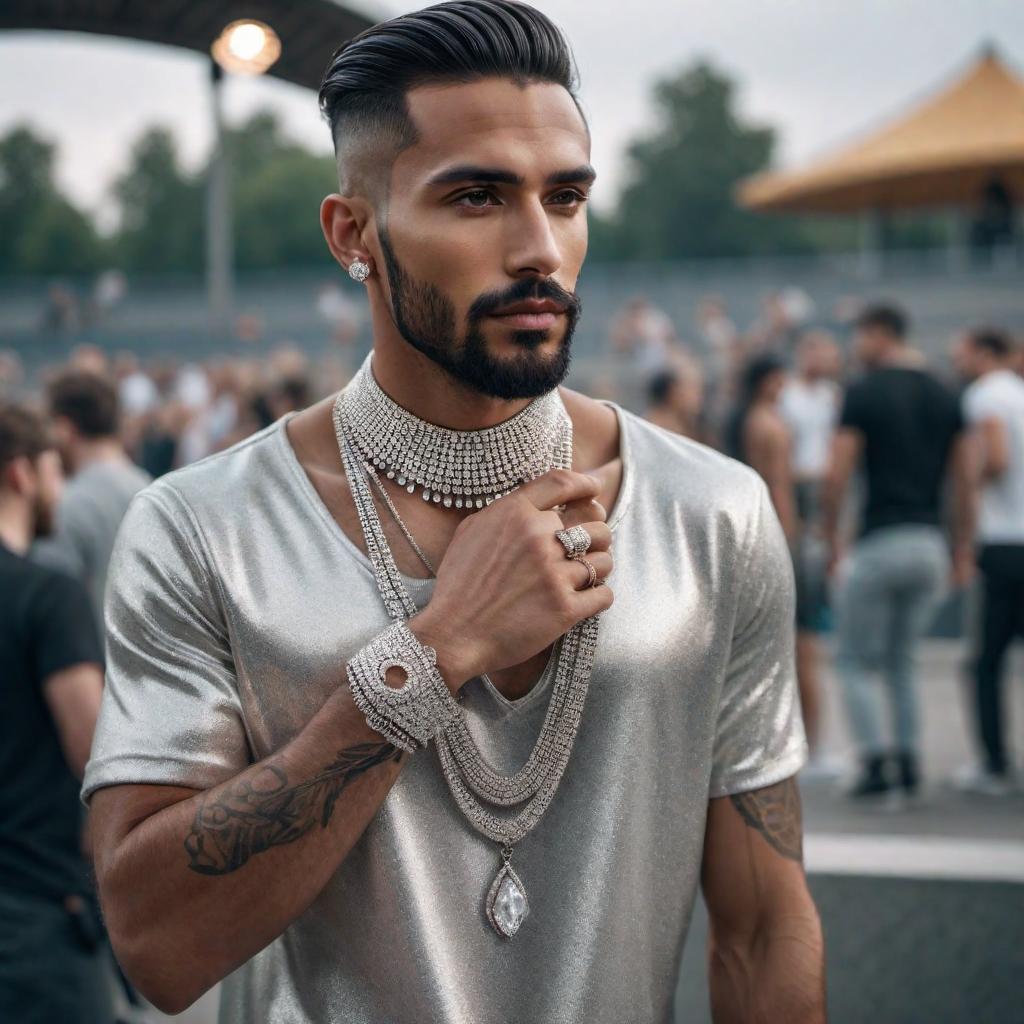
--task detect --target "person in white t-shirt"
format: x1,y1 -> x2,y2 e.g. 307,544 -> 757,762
781,332 -> 841,487
956,327 -> 1024,796
780,332 -> 841,774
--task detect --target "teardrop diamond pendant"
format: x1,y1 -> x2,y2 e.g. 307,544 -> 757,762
485,847 -> 529,938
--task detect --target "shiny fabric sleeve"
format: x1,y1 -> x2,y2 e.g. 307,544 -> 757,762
708,475 -> 807,797
81,482 -> 251,803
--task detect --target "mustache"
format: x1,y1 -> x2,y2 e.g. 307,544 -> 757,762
466,278 -> 582,322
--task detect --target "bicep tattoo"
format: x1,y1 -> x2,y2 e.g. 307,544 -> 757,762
729,777 -> 803,863
184,741 -> 401,875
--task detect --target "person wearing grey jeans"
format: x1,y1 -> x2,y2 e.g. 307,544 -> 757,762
834,525 -> 948,791
823,304 -> 973,799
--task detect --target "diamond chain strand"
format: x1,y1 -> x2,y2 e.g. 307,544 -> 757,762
332,365 -> 601,849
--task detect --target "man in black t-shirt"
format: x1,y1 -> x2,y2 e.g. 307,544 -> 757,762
822,305 -> 973,802
0,402 -> 111,1023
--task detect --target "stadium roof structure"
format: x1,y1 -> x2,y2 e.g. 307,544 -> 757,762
0,0 -> 375,90
737,47 -> 1024,214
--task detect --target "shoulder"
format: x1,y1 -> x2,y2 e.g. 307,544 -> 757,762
749,405 -> 788,440
111,417 -> 295,583
140,416 -> 292,525
617,402 -> 765,516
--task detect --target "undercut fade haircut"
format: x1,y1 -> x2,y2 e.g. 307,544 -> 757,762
318,0 -> 581,197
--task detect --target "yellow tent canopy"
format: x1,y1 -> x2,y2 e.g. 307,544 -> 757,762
738,47 -> 1024,214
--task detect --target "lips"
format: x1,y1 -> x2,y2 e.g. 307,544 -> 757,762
488,298 -> 567,329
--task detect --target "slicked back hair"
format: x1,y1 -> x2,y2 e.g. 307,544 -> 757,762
318,0 -> 581,196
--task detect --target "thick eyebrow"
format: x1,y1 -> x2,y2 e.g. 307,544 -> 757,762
425,164 -> 597,188
427,166 -> 524,187
545,165 -> 597,186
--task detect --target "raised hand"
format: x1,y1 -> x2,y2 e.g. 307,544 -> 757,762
410,469 -> 614,692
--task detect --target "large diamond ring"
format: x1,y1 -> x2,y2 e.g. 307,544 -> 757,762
555,524 -> 592,559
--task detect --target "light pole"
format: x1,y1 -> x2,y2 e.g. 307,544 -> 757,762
207,19 -> 281,337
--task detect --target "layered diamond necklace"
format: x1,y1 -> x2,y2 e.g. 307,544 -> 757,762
333,354 -> 601,938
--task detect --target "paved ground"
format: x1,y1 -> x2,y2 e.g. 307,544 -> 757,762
802,639 -> 1024,841
149,640 -> 1024,1023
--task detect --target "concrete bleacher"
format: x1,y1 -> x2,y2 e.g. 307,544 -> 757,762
3,250 -> 1023,386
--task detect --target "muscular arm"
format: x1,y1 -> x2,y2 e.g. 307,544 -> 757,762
948,433 -> 976,552
747,415 -> 798,543
702,777 -> 826,1023
976,416 -> 1010,481
44,661 -> 103,779
822,427 -> 860,567
91,682 -> 408,1015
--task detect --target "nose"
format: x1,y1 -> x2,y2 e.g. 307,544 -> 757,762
503,197 -> 562,279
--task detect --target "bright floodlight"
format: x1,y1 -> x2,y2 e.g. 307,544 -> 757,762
211,19 -> 281,75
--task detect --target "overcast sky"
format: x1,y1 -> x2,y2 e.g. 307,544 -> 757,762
1,0 -> 1021,226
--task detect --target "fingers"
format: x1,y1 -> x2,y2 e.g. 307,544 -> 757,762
570,576 -> 615,619
567,551 -> 613,590
518,468 -> 600,511
560,496 -> 606,528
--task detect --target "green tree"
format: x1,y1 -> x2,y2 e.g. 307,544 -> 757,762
608,61 -> 805,260
111,127 -> 203,272
229,110 -> 337,269
0,125 -> 102,274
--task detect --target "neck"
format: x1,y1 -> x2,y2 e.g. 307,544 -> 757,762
0,503 -> 32,555
876,342 -> 920,369
369,331 -> 536,432
70,437 -> 126,473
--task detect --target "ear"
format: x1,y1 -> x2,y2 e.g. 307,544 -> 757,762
321,194 -> 376,279
2,455 -> 34,497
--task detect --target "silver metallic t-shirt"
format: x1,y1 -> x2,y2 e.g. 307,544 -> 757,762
83,403 -> 806,1024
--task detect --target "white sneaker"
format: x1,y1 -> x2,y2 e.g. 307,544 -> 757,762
950,763 -> 1016,797
800,753 -> 846,781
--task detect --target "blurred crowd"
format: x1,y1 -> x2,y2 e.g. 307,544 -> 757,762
1,289 -> 1022,1020
0,342 -> 353,479
613,293 -> 1024,802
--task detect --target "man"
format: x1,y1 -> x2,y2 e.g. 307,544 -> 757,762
823,304 -> 973,801
33,370 -> 150,631
955,327 -> 1024,795
0,403 -> 110,1023
643,359 -> 704,440
84,4 -> 824,1022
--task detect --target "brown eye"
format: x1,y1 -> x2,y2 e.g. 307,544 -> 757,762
456,189 -> 497,208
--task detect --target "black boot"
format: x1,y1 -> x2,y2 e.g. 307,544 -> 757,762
893,749 -> 921,800
847,754 -> 890,798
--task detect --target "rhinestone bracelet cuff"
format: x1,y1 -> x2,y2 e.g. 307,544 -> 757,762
346,621 -> 463,751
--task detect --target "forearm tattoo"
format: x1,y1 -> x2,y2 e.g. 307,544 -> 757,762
729,777 -> 803,862
184,741 -> 402,875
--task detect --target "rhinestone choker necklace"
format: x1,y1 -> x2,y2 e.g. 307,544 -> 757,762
338,354 -> 573,509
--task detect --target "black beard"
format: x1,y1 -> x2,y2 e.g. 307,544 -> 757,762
377,229 -> 580,400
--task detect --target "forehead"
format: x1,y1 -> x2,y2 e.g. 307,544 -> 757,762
394,78 -> 590,187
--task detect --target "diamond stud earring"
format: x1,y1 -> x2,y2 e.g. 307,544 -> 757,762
348,258 -> 371,283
